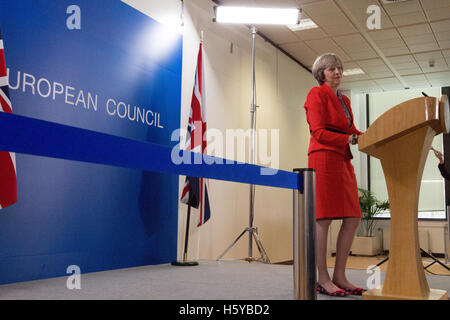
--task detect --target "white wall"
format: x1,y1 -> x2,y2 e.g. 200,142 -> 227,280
368,87 -> 445,218
367,87 -> 447,254
117,1 -> 449,259
122,0 -> 317,263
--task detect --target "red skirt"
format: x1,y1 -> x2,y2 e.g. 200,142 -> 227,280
308,150 -> 361,220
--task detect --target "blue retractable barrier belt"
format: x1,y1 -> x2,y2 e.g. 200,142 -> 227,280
0,112 -> 302,191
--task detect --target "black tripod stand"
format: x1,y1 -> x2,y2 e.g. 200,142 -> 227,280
372,248 -> 450,273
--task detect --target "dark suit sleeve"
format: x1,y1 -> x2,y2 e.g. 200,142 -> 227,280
438,163 -> 450,180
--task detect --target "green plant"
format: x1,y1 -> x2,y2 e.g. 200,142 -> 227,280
358,188 -> 390,237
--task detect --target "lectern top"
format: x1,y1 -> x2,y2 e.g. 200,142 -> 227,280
358,95 -> 450,158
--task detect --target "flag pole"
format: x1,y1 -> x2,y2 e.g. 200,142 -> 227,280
172,33 -> 206,267
182,203 -> 194,263
172,197 -> 199,266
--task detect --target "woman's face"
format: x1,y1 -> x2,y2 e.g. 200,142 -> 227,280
323,65 -> 343,88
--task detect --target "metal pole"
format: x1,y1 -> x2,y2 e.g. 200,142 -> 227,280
215,26 -> 269,264
172,199 -> 198,266
183,204 -> 192,263
293,168 -> 316,300
249,25 -> 257,259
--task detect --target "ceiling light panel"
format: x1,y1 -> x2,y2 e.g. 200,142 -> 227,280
287,18 -> 318,31
343,68 -> 365,76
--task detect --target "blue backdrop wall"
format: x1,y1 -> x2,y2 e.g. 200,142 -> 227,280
0,0 -> 182,284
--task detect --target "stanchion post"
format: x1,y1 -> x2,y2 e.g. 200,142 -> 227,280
293,168 -> 316,300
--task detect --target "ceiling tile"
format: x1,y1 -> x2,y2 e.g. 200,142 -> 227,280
253,0 -> 299,6
346,50 -> 378,60
425,71 -> 450,86
380,46 -> 410,56
367,28 -> 401,41
426,71 -> 450,79
443,56 -> 450,66
304,38 -> 334,51
439,40 -> 450,49
304,38 -> 352,61
257,25 -> 300,45
435,31 -> 450,41
320,20 -> 358,36
342,74 -> 371,81
390,11 -> 426,26
301,0 -> 341,17
339,0 -> 378,9
430,19 -> 450,33
374,37 -> 405,48
397,67 -> 423,76
417,57 -> 448,67
374,77 -> 404,90
297,0 -> 332,4
403,34 -> 436,46
341,79 -> 380,88
400,75 -> 430,88
334,33 -> 373,51
398,23 -> 432,38
279,41 -> 318,65
424,8 -> 450,21
393,60 -> 420,70
340,0 -> 394,29
421,65 -> 449,73
387,54 -> 415,64
426,77 -> 450,87
302,1 -> 358,35
381,0 -> 421,15
408,42 -> 440,53
360,63 -> 391,73
357,58 -> 386,68
414,51 -> 444,62
340,61 -> 358,69
420,0 -> 450,10
401,74 -> 428,82
368,70 -> 394,78
292,27 -> 329,41
374,77 -> 402,85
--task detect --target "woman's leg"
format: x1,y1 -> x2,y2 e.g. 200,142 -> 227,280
332,217 -> 361,289
316,219 -> 340,292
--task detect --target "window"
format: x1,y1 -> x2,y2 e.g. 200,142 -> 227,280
368,87 -> 446,220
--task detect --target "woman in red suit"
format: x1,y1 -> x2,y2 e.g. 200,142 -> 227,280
304,53 -> 364,297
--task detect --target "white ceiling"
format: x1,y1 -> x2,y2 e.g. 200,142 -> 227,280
213,0 -> 450,93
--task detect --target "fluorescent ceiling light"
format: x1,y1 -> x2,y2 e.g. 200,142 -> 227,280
288,18 -> 318,31
215,6 -> 300,25
343,68 -> 365,76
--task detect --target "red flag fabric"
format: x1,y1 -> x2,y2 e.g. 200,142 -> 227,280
0,28 -> 17,210
180,43 -> 211,226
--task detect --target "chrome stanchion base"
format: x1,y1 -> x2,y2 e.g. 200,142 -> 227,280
216,227 -> 270,264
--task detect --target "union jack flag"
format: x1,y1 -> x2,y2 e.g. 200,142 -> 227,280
0,27 -> 17,210
180,43 -> 211,227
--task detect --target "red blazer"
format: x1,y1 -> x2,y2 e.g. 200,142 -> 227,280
304,83 -> 362,160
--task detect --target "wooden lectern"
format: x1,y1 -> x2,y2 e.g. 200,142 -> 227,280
358,95 -> 450,300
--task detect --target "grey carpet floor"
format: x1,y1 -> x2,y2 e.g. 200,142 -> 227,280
0,260 -> 448,300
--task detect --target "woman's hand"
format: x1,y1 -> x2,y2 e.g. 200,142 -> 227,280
431,147 -> 444,164
348,134 -> 359,145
